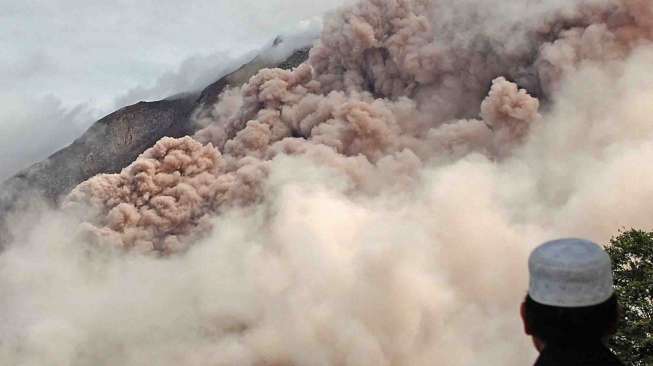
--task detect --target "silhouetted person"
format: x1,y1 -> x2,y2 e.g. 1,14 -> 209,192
521,238 -> 625,366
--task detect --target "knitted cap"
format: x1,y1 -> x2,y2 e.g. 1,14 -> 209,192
528,238 -> 614,307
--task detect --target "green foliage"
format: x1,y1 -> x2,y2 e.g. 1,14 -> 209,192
606,229 -> 653,366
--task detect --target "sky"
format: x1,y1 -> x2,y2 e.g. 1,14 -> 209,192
0,0 -> 347,181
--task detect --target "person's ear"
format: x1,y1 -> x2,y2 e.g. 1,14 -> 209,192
520,301 -> 532,335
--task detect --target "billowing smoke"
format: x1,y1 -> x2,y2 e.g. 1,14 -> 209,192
3,0 -> 653,364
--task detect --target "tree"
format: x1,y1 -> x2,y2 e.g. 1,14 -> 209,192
606,229 -> 653,366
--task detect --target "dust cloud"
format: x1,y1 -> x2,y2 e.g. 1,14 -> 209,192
2,0 -> 653,365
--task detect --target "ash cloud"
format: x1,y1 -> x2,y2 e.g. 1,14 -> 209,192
0,0 -> 346,181
3,0 -> 653,365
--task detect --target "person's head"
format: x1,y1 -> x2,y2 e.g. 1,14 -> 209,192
521,238 -> 619,350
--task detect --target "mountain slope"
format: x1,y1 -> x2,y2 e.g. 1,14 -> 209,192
0,44 -> 310,246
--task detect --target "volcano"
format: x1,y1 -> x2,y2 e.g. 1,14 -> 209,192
1,0 -> 653,365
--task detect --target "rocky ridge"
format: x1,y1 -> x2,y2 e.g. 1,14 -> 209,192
0,42 -> 310,246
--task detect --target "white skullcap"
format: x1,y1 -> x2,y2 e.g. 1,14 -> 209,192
528,238 -> 614,307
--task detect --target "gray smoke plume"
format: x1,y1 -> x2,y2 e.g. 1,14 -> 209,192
3,0 -> 653,365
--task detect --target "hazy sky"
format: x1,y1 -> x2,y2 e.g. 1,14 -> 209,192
0,0 -> 346,181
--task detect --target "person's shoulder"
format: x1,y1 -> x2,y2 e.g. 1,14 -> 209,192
533,344 -> 625,366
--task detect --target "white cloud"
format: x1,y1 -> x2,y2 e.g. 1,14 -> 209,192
0,92 -> 97,181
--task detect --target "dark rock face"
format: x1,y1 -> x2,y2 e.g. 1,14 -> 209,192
0,46 -> 310,246
8,98 -> 196,202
